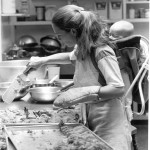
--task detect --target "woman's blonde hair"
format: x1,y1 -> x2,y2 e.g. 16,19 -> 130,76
52,5 -> 114,59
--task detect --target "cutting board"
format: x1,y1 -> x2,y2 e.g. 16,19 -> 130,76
2,66 -> 32,104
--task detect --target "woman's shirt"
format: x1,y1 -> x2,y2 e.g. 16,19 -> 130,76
70,45 -> 124,88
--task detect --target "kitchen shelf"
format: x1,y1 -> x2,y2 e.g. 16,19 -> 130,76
125,18 -> 149,22
12,18 -> 149,26
11,21 -> 52,25
1,13 -> 30,17
126,1 -> 149,4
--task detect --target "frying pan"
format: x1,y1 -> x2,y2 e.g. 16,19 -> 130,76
29,81 -> 74,102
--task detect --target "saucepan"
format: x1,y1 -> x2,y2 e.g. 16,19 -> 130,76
29,80 -> 74,102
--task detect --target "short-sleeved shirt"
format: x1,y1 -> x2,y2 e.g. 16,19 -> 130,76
70,44 -> 124,88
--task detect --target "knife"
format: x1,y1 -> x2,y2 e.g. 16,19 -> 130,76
2,64 -> 33,104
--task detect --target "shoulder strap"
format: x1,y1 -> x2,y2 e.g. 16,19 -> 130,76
90,50 -> 106,86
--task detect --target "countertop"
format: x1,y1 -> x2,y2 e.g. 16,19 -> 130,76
0,96 -> 54,110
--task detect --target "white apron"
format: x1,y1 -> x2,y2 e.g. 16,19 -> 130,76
71,47 -> 132,150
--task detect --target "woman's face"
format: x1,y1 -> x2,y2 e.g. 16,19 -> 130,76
52,24 -> 77,47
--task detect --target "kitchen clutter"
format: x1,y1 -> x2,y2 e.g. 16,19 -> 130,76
17,2 -> 57,22
0,60 -> 63,103
129,7 -> 149,19
5,34 -> 62,60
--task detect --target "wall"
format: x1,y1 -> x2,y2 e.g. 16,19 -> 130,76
133,22 -> 149,39
1,17 -> 14,60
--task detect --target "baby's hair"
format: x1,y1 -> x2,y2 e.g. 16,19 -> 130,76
110,20 -> 134,39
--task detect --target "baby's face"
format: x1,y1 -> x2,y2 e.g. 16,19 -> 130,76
109,29 -> 124,40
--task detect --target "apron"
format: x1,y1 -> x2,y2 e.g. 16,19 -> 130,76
73,55 -> 132,150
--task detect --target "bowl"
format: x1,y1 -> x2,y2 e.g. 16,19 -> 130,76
29,86 -> 61,102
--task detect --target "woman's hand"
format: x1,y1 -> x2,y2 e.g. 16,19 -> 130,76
27,56 -> 45,70
53,86 -> 100,108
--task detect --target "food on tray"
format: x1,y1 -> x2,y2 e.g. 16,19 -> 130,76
0,107 -> 82,150
55,125 -> 112,150
0,107 -> 81,124
5,124 -> 112,150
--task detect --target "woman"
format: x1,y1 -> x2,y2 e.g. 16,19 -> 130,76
28,5 -> 131,150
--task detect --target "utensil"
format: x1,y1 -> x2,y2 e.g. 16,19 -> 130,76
33,75 -> 59,87
48,75 -> 59,84
2,65 -> 33,103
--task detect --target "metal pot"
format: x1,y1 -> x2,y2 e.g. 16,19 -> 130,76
18,35 -> 38,48
40,35 -> 61,54
29,81 -> 74,102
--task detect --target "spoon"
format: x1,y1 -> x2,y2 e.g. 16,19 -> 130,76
48,75 -> 59,84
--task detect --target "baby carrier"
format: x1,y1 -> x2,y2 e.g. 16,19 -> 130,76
90,35 -> 149,116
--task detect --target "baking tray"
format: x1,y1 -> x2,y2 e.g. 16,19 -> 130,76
4,123 -> 114,150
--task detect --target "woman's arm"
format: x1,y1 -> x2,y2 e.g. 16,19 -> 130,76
98,85 -> 125,100
28,52 -> 72,69
95,46 -> 125,100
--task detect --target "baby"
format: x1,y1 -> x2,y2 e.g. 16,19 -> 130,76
109,20 -> 134,40
109,20 -> 148,64
109,20 -> 148,121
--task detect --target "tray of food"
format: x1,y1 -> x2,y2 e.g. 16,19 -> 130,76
4,123 -> 114,150
0,107 -> 82,150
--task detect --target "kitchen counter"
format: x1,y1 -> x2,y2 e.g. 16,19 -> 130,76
0,98 -> 54,111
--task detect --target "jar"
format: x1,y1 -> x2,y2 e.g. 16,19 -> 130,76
36,6 -> 45,21
129,8 -> 135,19
139,8 -> 145,18
1,0 -> 16,14
45,5 -> 56,21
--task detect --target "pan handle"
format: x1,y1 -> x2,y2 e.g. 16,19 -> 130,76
60,81 -> 74,92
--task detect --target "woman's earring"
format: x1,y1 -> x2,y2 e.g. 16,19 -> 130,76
71,29 -> 77,37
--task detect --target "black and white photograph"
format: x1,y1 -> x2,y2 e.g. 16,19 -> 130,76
0,0 -> 149,150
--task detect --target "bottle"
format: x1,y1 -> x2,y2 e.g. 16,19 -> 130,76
129,8 -> 135,19
45,5 -> 56,21
36,6 -> 45,21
